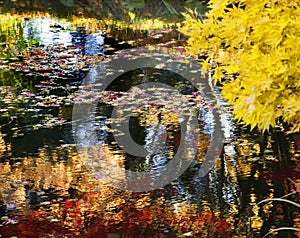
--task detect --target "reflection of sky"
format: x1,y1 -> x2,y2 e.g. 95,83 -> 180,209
24,18 -> 72,46
23,17 -> 105,55
221,113 -> 233,139
144,123 -> 166,156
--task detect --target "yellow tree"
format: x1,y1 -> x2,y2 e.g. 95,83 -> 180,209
181,0 -> 300,133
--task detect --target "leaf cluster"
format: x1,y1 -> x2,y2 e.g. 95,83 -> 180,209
181,0 -> 300,132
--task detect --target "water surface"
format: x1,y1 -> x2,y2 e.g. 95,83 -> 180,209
0,15 -> 299,238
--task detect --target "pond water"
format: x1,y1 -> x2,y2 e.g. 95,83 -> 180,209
0,15 -> 300,238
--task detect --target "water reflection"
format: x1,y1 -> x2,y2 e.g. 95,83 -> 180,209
24,18 -> 72,47
0,148 -> 233,237
0,124 -> 300,237
0,15 -> 300,238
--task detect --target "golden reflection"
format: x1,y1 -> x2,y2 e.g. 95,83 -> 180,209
253,143 -> 261,155
196,133 -> 210,163
236,157 -> 252,177
70,16 -> 176,33
77,144 -> 126,187
200,199 -> 212,213
0,129 -> 11,157
250,194 -> 263,231
294,216 -> 300,237
0,144 -> 130,230
0,139 -> 233,237
0,161 -> 27,210
237,140 -> 252,157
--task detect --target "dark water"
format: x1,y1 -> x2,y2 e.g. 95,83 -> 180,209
0,16 -> 299,238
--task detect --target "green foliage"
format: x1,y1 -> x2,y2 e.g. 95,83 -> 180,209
181,0 -> 300,133
0,14 -> 23,57
162,0 -> 180,15
0,14 -> 40,58
121,0 -> 145,10
60,0 -> 74,7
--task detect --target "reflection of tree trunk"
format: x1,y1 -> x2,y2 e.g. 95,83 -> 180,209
259,178 -> 294,238
252,128 -> 292,166
129,116 -> 146,146
271,129 -> 291,167
293,133 -> 300,155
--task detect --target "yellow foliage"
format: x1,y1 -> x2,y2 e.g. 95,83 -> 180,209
69,15 -> 172,33
181,0 -> 300,132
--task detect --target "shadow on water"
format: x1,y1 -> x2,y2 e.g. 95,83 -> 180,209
0,13 -> 299,238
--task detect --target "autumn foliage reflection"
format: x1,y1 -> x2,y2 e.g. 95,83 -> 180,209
0,143 -> 232,237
